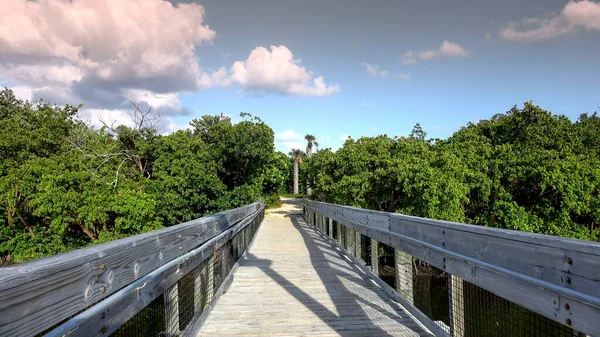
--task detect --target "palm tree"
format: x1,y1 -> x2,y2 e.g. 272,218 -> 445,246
304,134 -> 319,157
288,149 -> 305,194
304,135 -> 318,195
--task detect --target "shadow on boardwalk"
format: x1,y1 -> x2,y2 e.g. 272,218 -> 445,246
198,198 -> 430,337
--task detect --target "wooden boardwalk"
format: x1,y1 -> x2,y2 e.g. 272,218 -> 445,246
197,199 -> 433,337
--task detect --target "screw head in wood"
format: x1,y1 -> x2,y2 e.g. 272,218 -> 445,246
566,277 -> 571,284
99,263 -> 105,270
564,303 -> 570,310
566,319 -> 571,326
567,257 -> 573,264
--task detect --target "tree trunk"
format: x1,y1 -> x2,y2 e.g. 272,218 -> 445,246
7,207 -> 13,227
293,159 -> 299,194
15,210 -> 34,238
74,222 -> 97,241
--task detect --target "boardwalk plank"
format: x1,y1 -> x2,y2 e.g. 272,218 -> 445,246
197,200 -> 433,337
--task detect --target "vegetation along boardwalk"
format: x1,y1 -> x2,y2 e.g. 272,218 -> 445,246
197,199 -> 433,337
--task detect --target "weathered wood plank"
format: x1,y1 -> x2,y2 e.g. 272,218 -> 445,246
197,200 -> 435,337
303,199 -> 600,336
44,206 -> 263,337
0,202 -> 262,337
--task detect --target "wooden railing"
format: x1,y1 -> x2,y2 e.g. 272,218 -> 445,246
0,202 -> 265,337
303,199 -> 600,337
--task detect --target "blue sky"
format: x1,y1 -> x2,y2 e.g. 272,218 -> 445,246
1,0 -> 599,152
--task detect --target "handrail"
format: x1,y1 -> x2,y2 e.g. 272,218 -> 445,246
302,199 -> 600,337
0,202 -> 264,337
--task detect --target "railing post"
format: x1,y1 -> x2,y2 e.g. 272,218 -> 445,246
449,275 -> 465,337
346,228 -> 355,256
328,219 -> 333,238
371,239 -> 379,275
164,283 -> 180,337
193,267 -> 201,313
394,250 -> 414,303
337,222 -> 342,244
355,231 -> 362,262
207,254 -> 215,299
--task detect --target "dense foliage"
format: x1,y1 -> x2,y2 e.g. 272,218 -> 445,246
0,89 -> 288,264
2,89 -> 598,263
306,103 -> 600,241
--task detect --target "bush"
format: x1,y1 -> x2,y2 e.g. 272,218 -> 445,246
264,193 -> 282,208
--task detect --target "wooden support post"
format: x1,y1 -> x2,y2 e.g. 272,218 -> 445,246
394,250 -> 414,304
449,275 -> 465,337
371,239 -> 379,275
346,228 -> 355,256
164,282 -> 180,337
355,231 -> 362,262
337,222 -> 342,244
193,267 -> 203,314
320,214 -> 324,231
328,219 -> 333,238
207,254 -> 214,301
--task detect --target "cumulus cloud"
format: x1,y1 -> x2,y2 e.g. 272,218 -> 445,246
275,129 -> 305,150
362,63 -> 389,77
0,0 -> 221,116
499,0 -> 600,42
230,45 -> 339,97
1,1 -> 341,135
361,62 -> 411,80
401,41 -> 472,65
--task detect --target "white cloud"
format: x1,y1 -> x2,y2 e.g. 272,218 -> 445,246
78,107 -> 190,136
371,127 -> 379,132
276,129 -> 304,142
79,109 -> 137,130
362,62 -> 410,80
499,0 -> 600,42
395,73 -> 411,80
340,134 -> 351,141
0,0 -> 223,116
230,45 -> 339,97
362,63 -> 389,77
275,129 -> 306,151
123,90 -> 181,110
401,41 -> 472,65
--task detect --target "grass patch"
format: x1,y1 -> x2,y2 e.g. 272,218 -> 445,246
279,193 -> 306,199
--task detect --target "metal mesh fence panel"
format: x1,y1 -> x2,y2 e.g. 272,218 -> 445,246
360,234 -> 371,266
307,211 -> 581,337
107,210 -> 263,337
332,220 -> 338,241
393,251 -> 577,337
177,270 -> 195,332
376,241 -> 396,289
110,294 -> 166,337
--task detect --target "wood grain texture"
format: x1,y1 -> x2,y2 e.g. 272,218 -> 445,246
44,207 -> 263,337
0,202 -> 262,337
303,199 -> 600,337
197,200 -> 434,337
